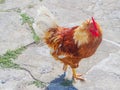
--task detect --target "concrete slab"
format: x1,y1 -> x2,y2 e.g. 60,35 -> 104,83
73,51 -> 120,90
0,69 -> 33,90
0,12 -> 33,55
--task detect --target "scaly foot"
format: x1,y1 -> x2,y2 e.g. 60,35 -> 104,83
72,68 -> 85,81
63,64 -> 68,71
73,74 -> 85,81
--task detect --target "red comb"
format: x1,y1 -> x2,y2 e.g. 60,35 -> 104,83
92,17 -> 97,30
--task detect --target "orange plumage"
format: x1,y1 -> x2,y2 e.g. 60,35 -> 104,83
44,17 -> 102,80
34,6 -> 102,81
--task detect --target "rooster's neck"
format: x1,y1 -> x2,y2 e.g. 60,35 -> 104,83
73,27 -> 89,47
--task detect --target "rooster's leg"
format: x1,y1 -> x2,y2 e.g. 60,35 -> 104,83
72,68 -> 84,81
63,64 -> 68,77
63,64 -> 68,71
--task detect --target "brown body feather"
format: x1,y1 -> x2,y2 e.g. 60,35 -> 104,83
44,21 -> 102,68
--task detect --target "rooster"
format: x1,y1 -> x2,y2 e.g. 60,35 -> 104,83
33,6 -> 102,81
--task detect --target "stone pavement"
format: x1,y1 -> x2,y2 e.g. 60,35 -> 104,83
0,0 -> 120,90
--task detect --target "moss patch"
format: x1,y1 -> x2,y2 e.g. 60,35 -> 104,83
32,80 -> 46,88
20,13 -> 40,43
0,0 -> 5,4
0,47 -> 26,69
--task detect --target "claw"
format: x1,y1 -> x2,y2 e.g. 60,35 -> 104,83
76,74 -> 82,77
72,68 -> 85,81
75,75 -> 85,81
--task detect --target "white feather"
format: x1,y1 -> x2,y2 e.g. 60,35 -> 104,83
33,6 -> 58,37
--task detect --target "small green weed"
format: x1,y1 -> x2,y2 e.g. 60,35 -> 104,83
27,4 -> 34,8
32,80 -> 46,88
0,0 -> 5,4
0,8 -> 21,13
20,13 -> 40,43
0,47 -> 25,68
20,13 -> 34,25
39,0 -> 43,1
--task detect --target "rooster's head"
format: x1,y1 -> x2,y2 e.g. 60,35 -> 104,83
88,17 -> 99,37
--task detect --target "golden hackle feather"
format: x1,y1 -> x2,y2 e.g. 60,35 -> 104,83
73,20 -> 90,47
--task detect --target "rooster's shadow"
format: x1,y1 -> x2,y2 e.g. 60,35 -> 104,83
46,73 -> 78,90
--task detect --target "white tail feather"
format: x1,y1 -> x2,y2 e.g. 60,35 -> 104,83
33,6 -> 58,37
37,6 -> 56,23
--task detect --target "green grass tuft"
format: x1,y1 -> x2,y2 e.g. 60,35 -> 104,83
0,8 -> 21,13
32,80 -> 46,88
39,0 -> 43,1
20,13 -> 34,25
27,4 -> 34,8
0,0 -> 5,4
0,47 -> 26,69
20,13 -> 40,43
